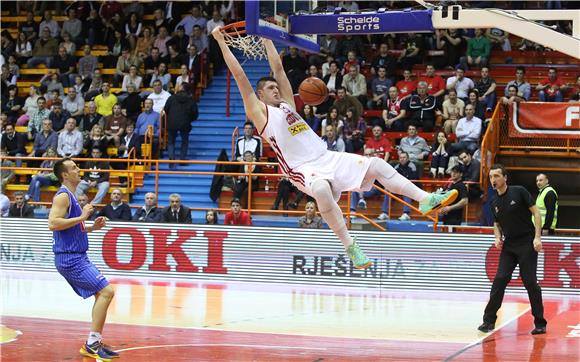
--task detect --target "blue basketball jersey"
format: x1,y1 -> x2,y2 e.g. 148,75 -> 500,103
53,186 -> 89,254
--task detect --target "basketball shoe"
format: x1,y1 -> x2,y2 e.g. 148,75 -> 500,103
80,341 -> 118,361
347,238 -> 372,269
419,190 -> 459,215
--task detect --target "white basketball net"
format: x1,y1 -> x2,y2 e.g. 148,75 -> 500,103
223,31 -> 267,61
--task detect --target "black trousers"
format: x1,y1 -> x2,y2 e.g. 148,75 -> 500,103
483,239 -> 547,328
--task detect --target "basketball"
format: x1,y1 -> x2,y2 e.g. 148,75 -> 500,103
298,77 -> 328,106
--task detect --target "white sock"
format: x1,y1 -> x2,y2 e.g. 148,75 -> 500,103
311,179 -> 353,249
87,332 -> 102,345
369,158 -> 429,202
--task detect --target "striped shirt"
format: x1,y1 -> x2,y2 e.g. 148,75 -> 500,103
53,186 -> 89,254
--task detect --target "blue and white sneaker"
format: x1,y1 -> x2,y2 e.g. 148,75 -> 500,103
80,341 -> 117,361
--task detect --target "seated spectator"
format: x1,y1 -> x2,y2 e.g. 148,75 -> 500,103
153,26 -> 170,57
298,201 -> 323,229
333,87 -> 363,122
460,29 -> 490,70
439,165 -> 468,226
0,192 -> 9,217
433,29 -> 464,70
398,33 -> 423,69
26,147 -> 58,203
341,50 -> 360,75
150,63 -> 172,91
282,47 -> 308,93
1,123 -> 26,162
84,124 -> 108,155
536,67 -> 566,102
335,34 -> 364,65
161,193 -> 192,223
75,147 -> 111,205
144,47 -> 167,85
0,148 -> 15,188
391,151 -> 418,221
224,197 -> 252,225
134,27 -> 155,58
505,66 -> 531,101
57,118 -> 83,158
466,89 -> 486,121
322,60 -> 343,97
77,45 -> 99,84
475,67 -> 497,112
62,87 -> 85,120
205,209 -> 219,225
163,86 -> 198,166
17,85 -> 40,126
399,124 -> 430,175
301,104 -> 321,134
85,69 -> 104,101
104,104 -> 127,147
320,107 -> 344,137
395,69 -> 417,99
322,124 -> 345,152
41,71 -> 66,97
121,65 -> 143,95
419,64 -> 446,100
442,89 -> 465,135
124,12 -> 143,49
370,43 -> 397,78
147,80 -> 171,113
342,108 -> 366,153
404,82 -> 439,132
133,192 -> 163,222
121,84 -> 142,124
367,66 -> 392,109
382,86 -> 407,131
175,64 -> 193,93
115,49 -> 143,88
48,101 -> 71,132
79,101 -> 104,142
85,9 -> 102,47
486,28 -> 512,51
189,25 -> 208,53
40,10 -> 59,38
450,104 -> 482,155
52,46 -> 76,87
94,83 -> 118,117
115,123 -> 138,185
235,121 -> 262,161
8,191 -> 34,218
30,119 -> 57,157
430,131 -> 451,178
95,188 -> 132,221
106,29 -> 128,68
233,151 -> 260,203
501,85 -> 524,106
569,75 -> 580,102
458,149 -> 482,200
185,45 -> 200,86
135,99 -> 160,158
271,176 -> 296,211
308,64 -> 322,80
18,11 -> 37,46
174,5 -> 206,36
446,66 -> 474,101
342,64 -> 367,106
168,26 -> 189,55
2,85 -> 24,123
27,27 -> 58,68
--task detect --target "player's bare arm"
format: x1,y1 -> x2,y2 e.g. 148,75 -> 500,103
48,193 -> 93,231
262,39 -> 295,109
493,222 -> 503,250
86,216 -> 107,232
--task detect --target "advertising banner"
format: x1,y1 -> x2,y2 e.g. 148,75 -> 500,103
508,102 -> 580,138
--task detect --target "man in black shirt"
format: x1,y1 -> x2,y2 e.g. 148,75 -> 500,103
458,150 -> 482,200
478,164 -> 546,335
439,165 -> 468,225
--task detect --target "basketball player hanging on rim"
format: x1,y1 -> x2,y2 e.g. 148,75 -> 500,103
48,158 -> 119,361
212,26 -> 458,269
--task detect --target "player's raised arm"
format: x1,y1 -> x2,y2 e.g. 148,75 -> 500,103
263,39 -> 295,109
211,26 -> 266,125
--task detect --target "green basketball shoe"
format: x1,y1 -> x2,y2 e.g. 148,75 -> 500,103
419,189 -> 459,215
346,239 -> 372,269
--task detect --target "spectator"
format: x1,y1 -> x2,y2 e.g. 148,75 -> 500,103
27,97 -> 50,140
505,66 -> 531,101
433,29 -> 463,69
0,148 -> 15,188
335,34 -> 364,64
341,50 -> 360,75
342,64 -> 367,106
105,29 -> 128,68
95,188 -> 132,221
367,66 -> 392,109
150,63 -> 172,91
144,47 -> 166,85
8,191 -> 34,218
233,151 -> 260,202
79,101 -> 104,141
486,28 -> 512,51
536,67 -> 566,102
301,104 -> 321,134
271,176 -> 296,212
168,26 -> 190,55
19,11 -> 38,44
85,8 -> 102,46
62,9 -> 83,44
370,43 -> 397,78
430,131 -> 451,178
30,119 -> 57,157
153,26 -> 170,57
26,147 -> 58,203
0,191 -> 9,216
135,99 -> 160,158
150,8 -> 170,36
451,104 -> 482,155
39,10 -> 59,38
115,49 -> 143,88
446,66 -> 474,101
62,87 -> 84,120
189,25 -> 208,53
395,69 -> 417,99
467,89 -> 487,121
27,27 -> 58,68
309,34 -> 336,67
207,10 -> 225,69
282,47 -> 308,93
41,72 -> 65,101
119,65 -> 143,101
57,118 -> 83,158
167,44 -> 185,69
121,84 -> 142,124
94,83 -> 118,117
205,209 -> 219,225
175,64 -> 193,93
320,107 -> 344,137
185,45 -> 201,86
224,197 -> 252,225
404,81 -> 439,132
2,85 -> 24,124
17,85 -> 40,126
163,87 -> 198,166
133,192 -> 163,222
322,61 -> 343,95
15,32 -> 33,65
392,151 -> 418,221
122,1 -> 144,20
333,87 -> 363,122
84,124 -> 108,155
460,28 -> 490,69
235,121 -> 262,161
442,89 -> 465,135
439,165 -> 468,225
1,123 -> 26,161
48,101 -> 71,132
161,193 -> 192,223
419,64 -> 446,99
342,108 -> 366,153
475,67 -> 497,112
134,27 -> 154,58
298,201 -> 324,229
458,149 -> 482,200
569,75 -> 580,102
124,12 -> 143,49
175,5 -> 207,36
104,104 -> 127,147
76,147 -> 111,205
114,123 -> 138,186
382,86 -> 407,131
398,33 -> 423,69
501,85 -> 524,106
399,124 -> 430,174
85,69 -> 104,101
147,80 -> 171,113
322,124 -> 345,152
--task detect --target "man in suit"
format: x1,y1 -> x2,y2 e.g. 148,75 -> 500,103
8,191 -> 35,218
161,193 -> 192,223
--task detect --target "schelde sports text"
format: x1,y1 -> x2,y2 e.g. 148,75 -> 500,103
336,16 -> 381,32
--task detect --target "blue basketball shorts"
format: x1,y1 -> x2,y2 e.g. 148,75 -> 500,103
55,253 -> 110,299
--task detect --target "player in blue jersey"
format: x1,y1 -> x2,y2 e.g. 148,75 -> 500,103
49,158 -> 119,361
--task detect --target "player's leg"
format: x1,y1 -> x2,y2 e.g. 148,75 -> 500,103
310,179 -> 371,269
365,158 -> 458,215
81,284 -> 118,360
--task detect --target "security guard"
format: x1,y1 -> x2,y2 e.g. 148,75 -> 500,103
535,173 -> 558,235
478,164 -> 546,335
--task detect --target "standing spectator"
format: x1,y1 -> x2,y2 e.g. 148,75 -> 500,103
442,89 -> 465,135
133,192 -> 163,222
398,33 -> 423,70
460,28 -> 491,69
322,124 -> 345,152
399,124 -> 431,174
446,66 -> 475,101
185,45 -> 200,86
8,192 -> 34,218
27,97 -> 50,139
79,101 -> 104,141
0,148 -> 15,188
439,165 -> 468,225
235,121 -> 262,161
27,27 -> 59,68
370,43 -> 397,78
475,67 -> 497,112
367,66 -> 392,109
333,87 -> 363,122
49,101 -> 71,132
224,197 -> 252,225
282,47 -> 308,93
62,87 -> 84,121
382,86 -> 407,131
163,87 -> 198,166
147,80 -> 171,113
57,118 -> 83,158
391,151 -> 419,221
94,83 -> 118,117
451,104 -> 482,155
536,67 -> 566,102
62,8 -> 83,44
76,147 -> 111,205
298,201 -> 324,229
25,147 -> 58,203
535,173 -> 558,235
135,99 -> 160,158
404,81 -> 439,132
505,66 -> 531,101
1,123 -> 26,161
39,10 -> 60,38
104,104 -> 127,147
430,131 -> 451,178
419,64 -> 446,100
161,193 -> 192,223
395,69 -> 417,99
95,188 -> 132,221
30,119 -> 57,157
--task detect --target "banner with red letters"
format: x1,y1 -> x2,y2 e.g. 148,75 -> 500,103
508,102 -> 580,138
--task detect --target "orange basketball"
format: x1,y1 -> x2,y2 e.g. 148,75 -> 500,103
298,77 -> 328,106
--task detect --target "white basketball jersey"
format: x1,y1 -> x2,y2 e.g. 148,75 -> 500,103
260,102 -> 327,171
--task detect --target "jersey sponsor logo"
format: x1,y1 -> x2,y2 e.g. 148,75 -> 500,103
288,123 -> 309,136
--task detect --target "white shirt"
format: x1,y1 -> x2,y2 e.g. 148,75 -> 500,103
455,116 -> 482,143
147,90 -> 171,113
446,76 -> 475,99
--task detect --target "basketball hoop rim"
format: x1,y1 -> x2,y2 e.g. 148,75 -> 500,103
220,21 -> 247,36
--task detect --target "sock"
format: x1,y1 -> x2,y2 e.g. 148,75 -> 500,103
369,158 -> 429,202
311,179 -> 353,249
438,167 -> 445,175
87,332 -> 102,345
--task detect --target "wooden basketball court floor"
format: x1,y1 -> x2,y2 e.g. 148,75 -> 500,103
1,270 -> 578,361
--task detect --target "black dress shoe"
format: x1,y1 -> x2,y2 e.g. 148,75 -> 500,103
288,202 -> 298,209
477,322 -> 495,333
531,326 -> 546,335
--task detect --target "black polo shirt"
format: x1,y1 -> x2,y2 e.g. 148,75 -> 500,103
443,180 -> 468,225
491,185 -> 535,241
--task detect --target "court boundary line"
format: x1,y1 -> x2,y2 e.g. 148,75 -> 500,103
442,306 -> 531,361
115,343 -> 328,353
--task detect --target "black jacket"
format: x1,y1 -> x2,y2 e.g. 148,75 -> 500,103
8,203 -> 35,218
118,132 -> 139,158
132,206 -> 163,222
96,203 -> 132,221
161,206 -> 192,224
82,161 -> 110,183
1,132 -> 26,155
163,92 -> 198,132
322,73 -> 343,91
